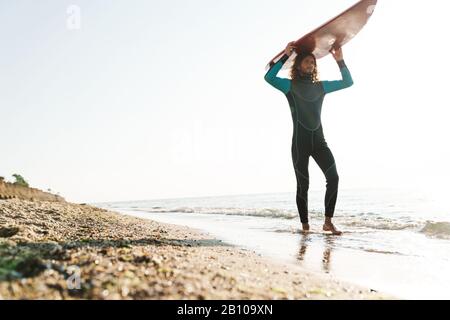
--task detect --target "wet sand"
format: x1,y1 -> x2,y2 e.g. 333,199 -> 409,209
0,199 -> 393,299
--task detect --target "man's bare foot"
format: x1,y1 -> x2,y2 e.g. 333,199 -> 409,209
302,223 -> 310,233
323,223 -> 342,235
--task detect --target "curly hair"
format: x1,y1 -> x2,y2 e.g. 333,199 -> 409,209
290,51 -> 320,83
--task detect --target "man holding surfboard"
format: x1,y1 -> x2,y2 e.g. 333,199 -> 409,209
264,0 -> 377,235
264,43 -> 353,236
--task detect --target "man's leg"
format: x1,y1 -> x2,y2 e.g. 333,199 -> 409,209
293,153 -> 310,226
292,132 -> 311,228
312,137 -> 342,235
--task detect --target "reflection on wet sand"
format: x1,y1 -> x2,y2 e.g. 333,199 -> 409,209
297,233 -> 336,273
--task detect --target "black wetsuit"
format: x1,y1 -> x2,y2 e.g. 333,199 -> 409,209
264,54 -> 354,223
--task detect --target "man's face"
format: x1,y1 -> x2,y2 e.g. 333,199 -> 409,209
299,56 -> 316,74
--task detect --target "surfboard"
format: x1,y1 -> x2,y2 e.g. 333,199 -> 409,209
265,0 -> 378,71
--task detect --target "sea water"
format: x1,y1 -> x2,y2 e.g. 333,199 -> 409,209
94,187 -> 450,299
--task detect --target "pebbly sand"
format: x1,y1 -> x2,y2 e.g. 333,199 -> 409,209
0,199 -> 394,300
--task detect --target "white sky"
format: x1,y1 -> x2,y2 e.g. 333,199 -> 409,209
1,0 -> 450,203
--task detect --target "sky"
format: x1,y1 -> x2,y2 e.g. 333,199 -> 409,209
1,0 -> 450,204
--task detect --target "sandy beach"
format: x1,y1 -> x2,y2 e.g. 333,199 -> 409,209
0,199 -> 392,300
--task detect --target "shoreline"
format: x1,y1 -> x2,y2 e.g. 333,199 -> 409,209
0,199 -> 393,299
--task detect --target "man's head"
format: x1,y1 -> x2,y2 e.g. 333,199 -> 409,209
290,51 -> 319,82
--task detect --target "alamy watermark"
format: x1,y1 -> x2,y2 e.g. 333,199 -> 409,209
66,5 -> 81,30
66,265 -> 81,290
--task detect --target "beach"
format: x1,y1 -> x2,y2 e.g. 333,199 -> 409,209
0,199 -> 390,300
96,190 -> 450,299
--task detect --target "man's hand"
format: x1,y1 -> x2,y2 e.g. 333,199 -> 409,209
285,41 -> 296,57
330,47 -> 344,61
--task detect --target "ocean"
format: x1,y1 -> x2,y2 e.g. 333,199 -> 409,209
94,187 -> 450,299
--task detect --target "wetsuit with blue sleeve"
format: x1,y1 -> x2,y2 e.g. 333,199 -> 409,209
264,54 -> 353,223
